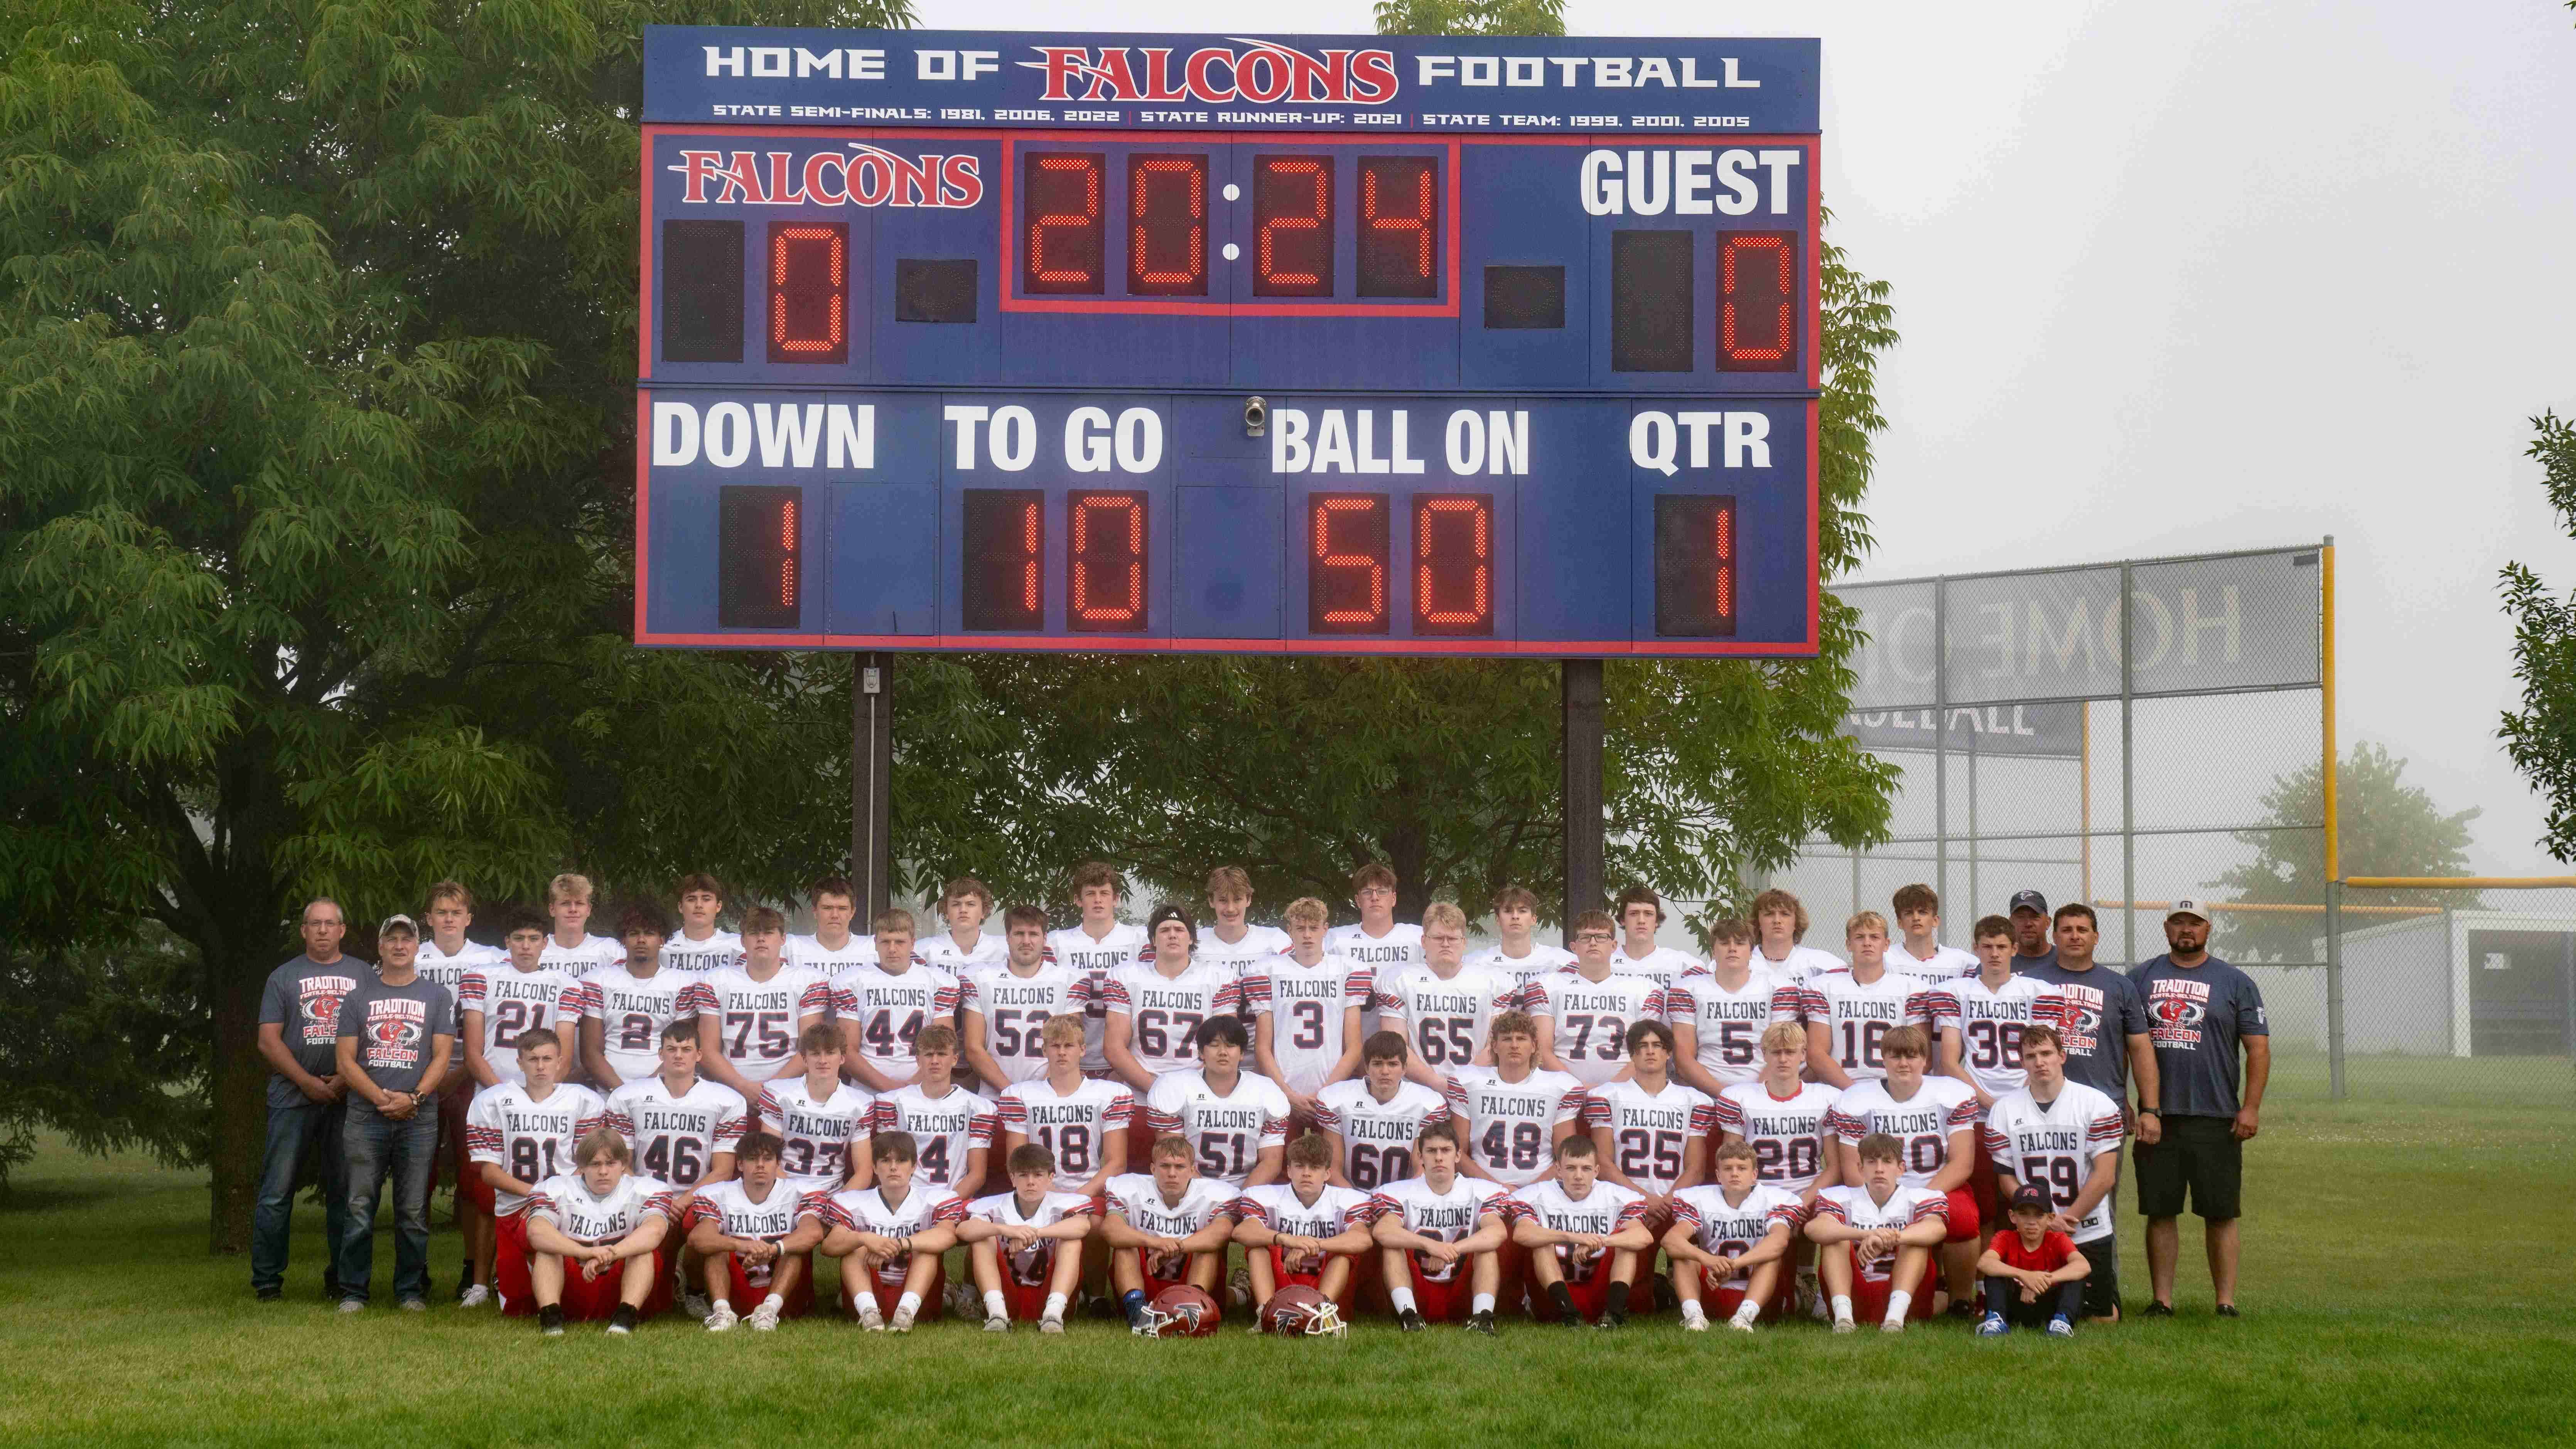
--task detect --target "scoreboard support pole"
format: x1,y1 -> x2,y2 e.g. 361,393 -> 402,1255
853,653 -> 895,919
1561,659 -> 1606,942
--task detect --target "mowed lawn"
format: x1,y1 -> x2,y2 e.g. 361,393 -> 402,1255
3,1054 -> 2569,1449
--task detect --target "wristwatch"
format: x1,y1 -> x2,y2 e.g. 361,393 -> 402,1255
2138,1107 -> 2161,1117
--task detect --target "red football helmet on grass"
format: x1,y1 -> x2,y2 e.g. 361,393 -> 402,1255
1258,1285 -> 1347,1338
1143,1285 -> 1221,1337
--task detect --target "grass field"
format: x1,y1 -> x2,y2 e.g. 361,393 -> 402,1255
4,1054 -> 2569,1448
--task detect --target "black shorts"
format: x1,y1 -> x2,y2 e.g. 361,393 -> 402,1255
2075,1232 -> 2119,1319
2134,1114 -> 2242,1220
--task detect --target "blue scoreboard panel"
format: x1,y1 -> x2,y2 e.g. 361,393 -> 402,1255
638,28 -> 1822,656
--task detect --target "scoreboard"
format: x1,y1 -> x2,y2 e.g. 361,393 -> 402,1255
637,28 -> 1822,656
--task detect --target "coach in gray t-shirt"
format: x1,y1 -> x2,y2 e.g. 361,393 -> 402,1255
251,901 -> 368,1300
333,915 -> 455,1310
2129,899 -> 2268,1318
2016,904 -> 2160,1124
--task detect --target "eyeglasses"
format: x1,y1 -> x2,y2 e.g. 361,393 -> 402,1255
1573,931 -> 1612,942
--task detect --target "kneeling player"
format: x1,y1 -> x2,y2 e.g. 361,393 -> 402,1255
1370,1120 -> 1510,1334
1102,1134 -> 1238,1334
1806,1132 -> 1948,1333
520,1127 -> 678,1336
817,1130 -> 966,1331
1508,1135 -> 1651,1329
1231,1132 -> 1375,1312
959,1144 -> 1097,1333
685,1132 -> 823,1331
1976,1184 -> 2090,1337
1666,1140 -> 1803,1332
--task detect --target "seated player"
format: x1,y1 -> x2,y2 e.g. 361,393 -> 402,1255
685,1131 -> 823,1331
464,1028 -> 605,1316
998,1014 -> 1133,1198
959,1143 -> 1098,1333
601,1020 -> 748,1319
1446,1011 -> 1586,1189
1507,1135 -> 1651,1329
1101,1134 -> 1239,1334
1231,1132 -> 1376,1313
1143,1016 -> 1289,1192
872,1024 -> 998,1199
1827,1024 -> 1981,1315
520,1127 -> 678,1336
1369,1120 -> 1511,1334
815,1130 -> 967,1331
759,1022 -> 875,1193
1714,1021 -> 1844,1316
1806,1132 -> 1948,1333
1976,1184 -> 2091,1338
1665,1139 -> 1803,1332
1314,1031 -> 1451,1192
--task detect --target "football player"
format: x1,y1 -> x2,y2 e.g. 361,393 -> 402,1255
1529,911 -> 1661,1087
833,908 -> 962,1093
1508,1135 -> 1650,1328
1827,1025 -> 1981,1314
1665,1139 -> 1803,1331
1325,863 -> 1422,1002
1750,888 -> 1845,985
1983,1025 -> 2125,1322
1806,1131 -> 1948,1333
786,876 -> 877,977
1666,916 -> 1803,1098
1230,1132 -> 1375,1312
816,1130 -> 967,1331
919,875 -> 1009,978
686,1131 -> 823,1331
465,1028 -> 605,1316
602,1021 -> 749,1319
1465,886 -> 1574,998
663,872 -> 744,975
1103,906 -> 1243,1146
1197,865 -> 1293,989
1376,903 -> 1515,1093
959,1142 -> 1097,1332
460,914 -> 584,1093
1802,911 -> 1935,1090
417,881 -> 505,1306
1369,1119 -> 1510,1334
570,902 -> 691,1094
1609,885 -> 1701,995
694,905 -> 830,1106
1044,862 -> 1147,1079
1447,1011 -> 1586,1188
1143,1016 -> 1289,1192
1888,883 -> 1980,982
870,1024 -> 998,1199
998,1014 -> 1133,1197
1314,1031 -> 1452,1191
521,1127 -> 678,1336
961,904 -> 1088,1089
538,872 -> 625,980
1582,1021 -> 1714,1240
759,1022 -> 875,1193
1713,1021 -> 1844,1313
1245,896 -> 1370,1127
1102,1134 -> 1239,1333
1930,914 -> 2065,1244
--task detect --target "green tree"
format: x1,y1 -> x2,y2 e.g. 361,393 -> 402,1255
2500,410 -> 2576,862
1373,0 -> 1566,35
2206,742 -> 2481,962
0,0 -> 901,1245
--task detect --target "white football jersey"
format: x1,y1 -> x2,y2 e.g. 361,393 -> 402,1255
871,1083 -> 998,1191
458,963 -> 584,1085
1829,1077 -> 1981,1189
1240,952 -> 1372,1095
1311,1078 -> 1451,1191
1227,1182 -> 1374,1241
1375,964 -> 1517,1077
1468,941 -> 1576,997
1611,943 -> 1702,993
831,961 -> 963,1079
568,966 -> 695,1086
1888,942 -> 1980,983
1325,921 -> 1423,979
918,929 -> 1009,978
1504,1178 -> 1650,1284
685,1178 -> 809,1287
1196,923 -> 1294,983
1812,1184 -> 1948,1282
1928,975 -> 2067,1097
1981,1081 -> 2124,1242
538,932 -> 624,978
415,938 -> 504,1033
1669,1182 -> 1805,1257
1044,922 -> 1148,1075
1800,969 -> 1934,1082
526,1170 -> 677,1245
604,1074 -> 749,1189
1582,1078 -> 1717,1196
785,931 -> 877,975
1754,942 -> 1846,985
465,1081 -> 607,1214
959,961 -> 1089,1085
661,927 -> 743,976
1527,969 -> 1662,1086
821,1185 -> 968,1285
698,964 -> 830,1078
1712,1080 -> 1842,1194
1102,961 -> 1241,1078
1105,1172 -> 1238,1279
1367,1175 -> 1507,1282
1144,1069 -> 1291,1188
1444,1065 -> 1587,1187
1663,967 -> 1803,1085
758,1076 -> 875,1190
997,1076 -> 1134,1192
965,1189 -> 1098,1285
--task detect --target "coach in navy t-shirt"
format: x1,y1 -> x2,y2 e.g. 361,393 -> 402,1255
2129,900 -> 2268,1318
2017,904 -> 2158,1122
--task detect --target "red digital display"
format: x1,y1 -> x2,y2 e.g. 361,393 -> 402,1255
1068,490 -> 1147,631
1022,152 -> 1105,295
1128,154 -> 1208,297
1413,494 -> 1494,636
1717,231 -> 1796,372
1358,157 -> 1439,299
1308,493 -> 1389,633
962,489 -> 1044,632
1254,155 -> 1334,298
718,484 -> 802,628
766,223 -> 847,365
1653,495 -> 1737,637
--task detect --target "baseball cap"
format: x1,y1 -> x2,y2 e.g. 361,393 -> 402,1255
2008,889 -> 2048,916
2007,1185 -> 2052,1215
379,913 -> 419,937
2167,897 -> 2210,923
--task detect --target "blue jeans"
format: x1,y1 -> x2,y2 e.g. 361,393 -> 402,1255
338,1107 -> 439,1304
251,1095 -> 347,1295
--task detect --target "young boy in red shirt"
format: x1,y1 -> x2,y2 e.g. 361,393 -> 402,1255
1975,1184 -> 2091,1337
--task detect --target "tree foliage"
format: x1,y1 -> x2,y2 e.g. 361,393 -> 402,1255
2499,410 -> 2576,862
1372,0 -> 1566,36
2206,742 -> 2481,962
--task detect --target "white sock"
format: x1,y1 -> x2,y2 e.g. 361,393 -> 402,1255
1043,1292 -> 1068,1321
1831,1294 -> 1854,1324
1680,1301 -> 1709,1325
760,1292 -> 783,1310
897,1291 -> 921,1317
1885,1290 -> 1912,1324
984,1289 -> 1008,1319
1731,1300 -> 1761,1328
1471,1293 -> 1495,1316
1389,1286 -> 1419,1315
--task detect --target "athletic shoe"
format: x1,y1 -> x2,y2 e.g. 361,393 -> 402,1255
1977,1313 -> 2010,1337
336,1299 -> 366,1314
747,1299 -> 783,1332
1038,1316 -> 1065,1334
457,1284 -> 491,1309
608,1304 -> 639,1336
1228,1265 -> 1253,1308
2141,1301 -> 2176,1318
1879,1318 -> 1906,1334
1397,1308 -> 1427,1333
1552,1313 -> 1583,1329
983,1316 -> 1010,1333
855,1299 -> 886,1332
705,1302 -> 739,1333
1594,1312 -> 1625,1332
888,1306 -> 917,1333
1726,1317 -> 1756,1334
604,1321 -> 632,1336
538,1305 -> 565,1337
255,1288 -> 282,1304
398,1299 -> 427,1313
1680,1314 -> 1710,1333
1465,1310 -> 1498,1336
1831,1317 -> 1856,1334
2215,1304 -> 2242,1319
1945,1300 -> 1980,1321
2047,1315 -> 2076,1338
682,1291 -> 714,1321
